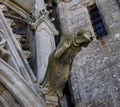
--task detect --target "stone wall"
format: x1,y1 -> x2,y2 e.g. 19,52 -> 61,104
57,0 -> 120,107
57,0 -> 95,35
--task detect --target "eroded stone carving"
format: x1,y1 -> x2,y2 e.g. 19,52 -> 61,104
41,31 -> 93,98
0,9 -> 36,82
0,30 -> 10,62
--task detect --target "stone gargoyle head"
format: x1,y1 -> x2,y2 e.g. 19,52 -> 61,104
73,30 -> 93,48
54,30 -> 94,60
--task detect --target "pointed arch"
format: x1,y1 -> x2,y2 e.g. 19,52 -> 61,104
0,0 -> 34,20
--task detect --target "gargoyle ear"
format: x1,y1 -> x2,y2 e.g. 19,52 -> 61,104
77,30 -> 92,36
77,30 -> 86,36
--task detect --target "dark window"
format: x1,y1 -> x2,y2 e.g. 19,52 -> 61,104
88,3 -> 107,39
116,0 -> 120,9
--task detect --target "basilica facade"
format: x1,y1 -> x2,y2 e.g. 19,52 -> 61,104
0,0 -> 120,107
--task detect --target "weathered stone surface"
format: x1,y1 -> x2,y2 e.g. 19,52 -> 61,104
59,95 -> 69,107
57,0 -> 120,107
57,1 -> 95,35
45,95 -> 60,107
0,0 -> 119,107
36,20 -> 56,83
41,30 -> 93,99
0,58 -> 46,107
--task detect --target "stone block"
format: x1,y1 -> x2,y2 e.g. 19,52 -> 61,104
45,95 -> 59,107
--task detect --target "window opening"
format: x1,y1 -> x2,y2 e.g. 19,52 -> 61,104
87,3 -> 107,39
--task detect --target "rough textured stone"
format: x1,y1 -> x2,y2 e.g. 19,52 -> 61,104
57,0 -> 120,106
0,0 -> 120,107
45,95 -> 59,107
58,1 -> 95,35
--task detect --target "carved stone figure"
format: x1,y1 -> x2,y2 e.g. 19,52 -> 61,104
41,31 -> 93,97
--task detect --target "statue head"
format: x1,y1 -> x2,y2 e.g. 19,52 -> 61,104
73,30 -> 93,47
54,30 -> 93,59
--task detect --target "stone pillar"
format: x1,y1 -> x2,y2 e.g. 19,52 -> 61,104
35,18 -> 58,83
34,0 -> 58,84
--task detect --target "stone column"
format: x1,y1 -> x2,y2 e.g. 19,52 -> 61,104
34,0 -> 58,84
36,18 -> 58,83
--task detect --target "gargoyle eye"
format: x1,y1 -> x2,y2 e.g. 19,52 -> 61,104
90,37 -> 94,41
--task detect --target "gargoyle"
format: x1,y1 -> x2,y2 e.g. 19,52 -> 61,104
41,31 -> 93,97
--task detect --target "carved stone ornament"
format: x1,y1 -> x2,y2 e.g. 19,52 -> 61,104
41,31 -> 93,98
0,30 -> 10,62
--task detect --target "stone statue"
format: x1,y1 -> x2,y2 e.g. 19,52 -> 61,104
41,31 -> 93,98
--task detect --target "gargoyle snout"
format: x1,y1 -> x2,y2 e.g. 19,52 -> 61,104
90,37 -> 94,41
